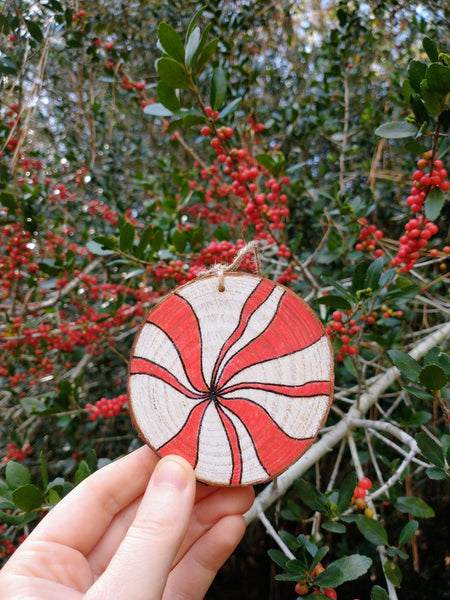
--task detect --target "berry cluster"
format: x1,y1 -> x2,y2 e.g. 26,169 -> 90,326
351,476 -> 374,518
1,443 -> 32,464
390,152 -> 447,272
0,526 -> 27,559
325,311 -> 362,361
86,393 -> 128,421
294,564 -> 337,597
355,219 -> 384,257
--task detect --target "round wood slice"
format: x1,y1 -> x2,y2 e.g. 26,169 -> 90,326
128,273 -> 334,486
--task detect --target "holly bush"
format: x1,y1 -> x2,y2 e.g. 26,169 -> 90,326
1,1 -> 449,599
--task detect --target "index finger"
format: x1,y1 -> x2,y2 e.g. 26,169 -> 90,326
31,445 -> 159,555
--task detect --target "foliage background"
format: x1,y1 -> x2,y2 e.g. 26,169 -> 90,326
1,1 -> 450,598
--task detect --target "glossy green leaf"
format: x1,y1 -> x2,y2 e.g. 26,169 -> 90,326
424,187 -> 445,221
364,256 -> 384,290
21,396 -> 47,414
119,222 -> 135,252
419,364 -> 448,391
151,228 -> 164,252
425,467 -> 447,480
337,471 -> 358,513
0,191 -> 17,211
314,295 -> 352,310
374,121 -> 418,139
157,22 -> 185,62
387,349 -> 420,383
75,460 -> 92,485
157,57 -> 191,89
210,67 -> 227,111
416,432 -> 445,467
322,521 -> 346,533
399,520 -> 418,546
183,113 -> 207,128
294,479 -> 329,513
172,230 -> 186,252
12,484 -> 44,512
314,564 -> 343,588
6,461 -> 32,489
407,60 -> 427,92
25,19 -> 44,43
422,37 -> 439,62
371,585 -> 390,600
143,102 -> 173,117
218,96 -> 243,119
157,82 -> 181,111
355,515 -> 389,546
186,6 -> 207,42
319,554 -> 372,586
383,559 -> 402,586
423,347 -> 450,373
185,26 -> 201,70
87,240 -> 115,256
135,224 -> 154,258
192,36 -> 218,76
425,63 -> 450,95
420,79 -> 443,116
267,548 -> 290,570
394,496 -> 435,518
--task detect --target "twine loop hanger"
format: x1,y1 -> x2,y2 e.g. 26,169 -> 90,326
198,240 -> 261,292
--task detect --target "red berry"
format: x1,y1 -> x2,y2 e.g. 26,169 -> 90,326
358,476 -> 372,490
332,310 -> 342,321
201,126 -> 211,137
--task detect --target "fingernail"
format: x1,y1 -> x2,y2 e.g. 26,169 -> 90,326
152,458 -> 189,490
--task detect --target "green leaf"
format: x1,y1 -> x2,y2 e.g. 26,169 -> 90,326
386,547 -> 409,560
425,63 -> 450,95
408,60 -> 427,93
399,410 -> 432,427
337,471 -> 358,513
172,230 -> 186,252
364,256 -> 384,290
157,82 -> 181,112
135,224 -> 155,258
371,585 -> 390,600
419,364 -> 448,391
192,37 -> 218,76
399,520 -> 419,546
218,97 -> 243,120
151,228 -> 164,252
403,385 -> 434,401
21,396 -> 47,414
355,515 -> 389,546
143,102 -> 173,117
186,6 -> 207,43
294,479 -> 329,513
310,545 -> 330,571
185,26 -> 201,70
157,22 -> 185,63
119,222 -> 135,252
267,548 -> 290,570
12,484 -> 43,512
321,554 -> 372,585
420,79 -> 443,116
156,57 -> 191,90
183,113 -> 206,128
424,187 -> 445,222
415,432 -> 445,467
210,67 -> 227,111
86,449 -> 98,472
425,467 -> 447,480
374,121 -> 419,139
256,153 -> 275,171
387,349 -> 420,383
93,235 -> 117,250
314,295 -> 352,311
6,461 -> 32,489
322,521 -> 346,533
423,347 -> 450,373
383,559 -> 402,586
422,37 -> 439,62
25,19 -> 44,43
75,460 -> 92,485
394,496 -> 435,518
314,564 -> 343,588
0,191 -> 17,211
0,510 -> 35,526
86,240 -> 115,256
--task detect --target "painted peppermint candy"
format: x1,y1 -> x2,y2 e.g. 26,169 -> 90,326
128,273 -> 334,486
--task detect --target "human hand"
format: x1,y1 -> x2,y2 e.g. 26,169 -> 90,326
0,446 -> 254,600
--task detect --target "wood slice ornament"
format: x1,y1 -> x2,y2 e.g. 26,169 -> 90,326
128,272 -> 334,486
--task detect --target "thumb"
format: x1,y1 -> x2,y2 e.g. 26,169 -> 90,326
86,455 -> 196,600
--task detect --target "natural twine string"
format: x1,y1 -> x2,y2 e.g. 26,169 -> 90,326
198,240 -> 261,292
